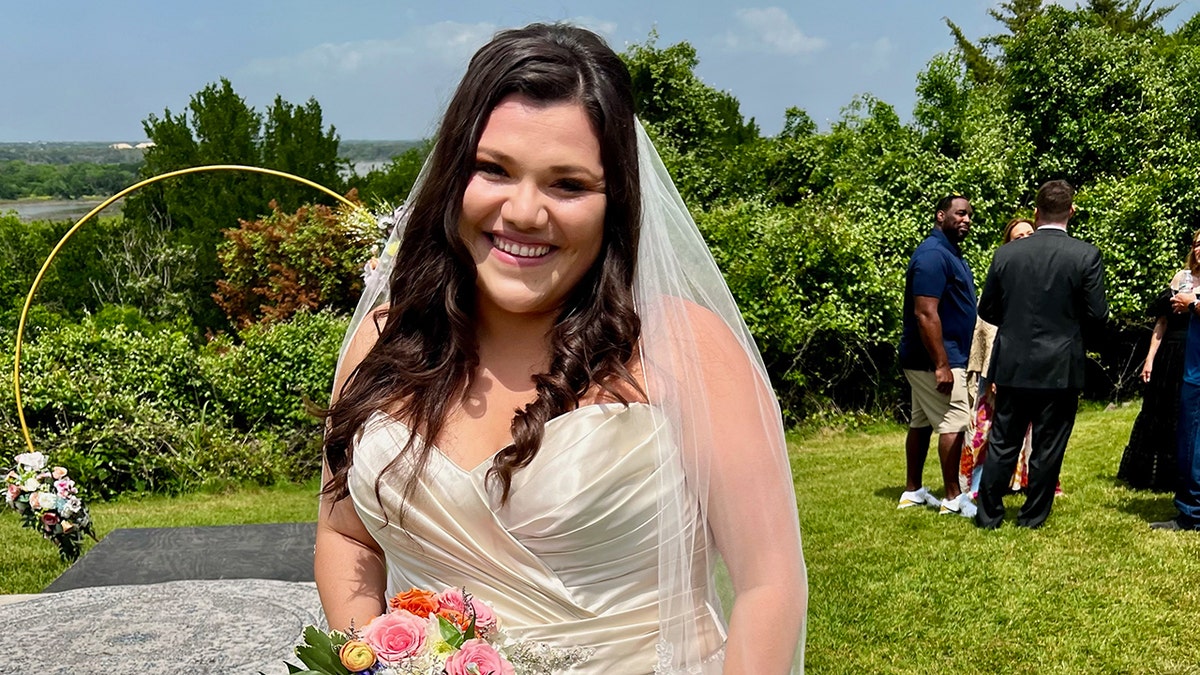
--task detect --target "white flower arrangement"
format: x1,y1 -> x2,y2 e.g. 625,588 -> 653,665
5,451 -> 96,561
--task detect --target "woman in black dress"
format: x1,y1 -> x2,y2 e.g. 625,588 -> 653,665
1118,233 -> 1200,491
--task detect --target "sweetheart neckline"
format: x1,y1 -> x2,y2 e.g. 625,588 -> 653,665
366,402 -> 652,474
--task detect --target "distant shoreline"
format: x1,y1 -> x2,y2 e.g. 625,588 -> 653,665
0,198 -> 122,223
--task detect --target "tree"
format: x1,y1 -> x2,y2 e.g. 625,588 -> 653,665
622,34 -> 762,208
260,95 -> 344,211
914,53 -> 972,157
944,0 -> 1047,83
122,79 -> 345,331
988,0 -> 1048,38
944,18 -> 999,84
623,33 -> 757,155
1084,0 -> 1177,33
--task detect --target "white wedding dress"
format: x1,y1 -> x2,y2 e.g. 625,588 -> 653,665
348,402 -> 727,674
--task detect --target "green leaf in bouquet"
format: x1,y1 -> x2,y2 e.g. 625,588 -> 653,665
328,630 -> 350,649
438,613 -> 467,649
284,665 -> 325,675
294,625 -> 352,674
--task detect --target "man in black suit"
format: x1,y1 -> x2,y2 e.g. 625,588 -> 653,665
975,180 -> 1108,529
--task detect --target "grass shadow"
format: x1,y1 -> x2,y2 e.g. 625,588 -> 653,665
873,485 -> 905,502
1111,491 -> 1177,523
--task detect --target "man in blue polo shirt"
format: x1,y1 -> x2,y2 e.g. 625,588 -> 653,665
898,195 -> 977,517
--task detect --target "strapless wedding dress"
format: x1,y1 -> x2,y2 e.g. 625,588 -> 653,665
348,403 -> 726,674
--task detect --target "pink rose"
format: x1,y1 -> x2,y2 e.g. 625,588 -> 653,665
42,512 -> 59,529
444,639 -> 514,675
54,478 -> 74,498
5,484 -> 19,503
437,588 -> 497,633
361,610 -> 427,663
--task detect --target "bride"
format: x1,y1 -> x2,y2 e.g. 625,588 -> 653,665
315,23 -> 807,673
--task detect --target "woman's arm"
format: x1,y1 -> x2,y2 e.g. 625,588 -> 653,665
314,308 -> 389,631
1142,316 -> 1167,383
315,466 -> 387,631
683,306 -> 806,674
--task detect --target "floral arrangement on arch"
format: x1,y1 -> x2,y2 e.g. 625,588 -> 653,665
4,451 -> 96,561
287,586 -> 591,675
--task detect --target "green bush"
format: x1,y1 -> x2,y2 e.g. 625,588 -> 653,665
12,316 -> 208,425
213,203 -> 376,327
697,200 -> 898,420
201,308 -> 347,428
38,411 -> 314,499
1,307 -> 338,498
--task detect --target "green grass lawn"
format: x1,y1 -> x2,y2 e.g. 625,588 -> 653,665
796,402 -> 1200,674
4,404 -> 1198,672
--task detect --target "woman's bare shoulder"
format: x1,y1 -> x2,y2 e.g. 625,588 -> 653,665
639,296 -> 766,390
332,306 -> 390,403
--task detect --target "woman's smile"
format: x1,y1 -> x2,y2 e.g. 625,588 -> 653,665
488,233 -> 553,261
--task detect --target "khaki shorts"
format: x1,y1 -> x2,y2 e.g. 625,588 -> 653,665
904,368 -> 970,434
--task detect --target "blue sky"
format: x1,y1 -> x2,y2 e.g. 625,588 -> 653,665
4,1 -> 1197,142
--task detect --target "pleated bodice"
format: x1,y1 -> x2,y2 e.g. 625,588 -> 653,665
348,403 -> 725,673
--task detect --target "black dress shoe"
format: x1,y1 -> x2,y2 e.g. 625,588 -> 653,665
1150,519 -> 1186,531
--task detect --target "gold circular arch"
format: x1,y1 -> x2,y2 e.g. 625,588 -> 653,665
12,164 -> 363,453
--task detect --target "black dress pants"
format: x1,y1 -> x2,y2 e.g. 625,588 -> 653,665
975,386 -> 1079,529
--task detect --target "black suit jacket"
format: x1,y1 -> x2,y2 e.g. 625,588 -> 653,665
978,228 -> 1108,389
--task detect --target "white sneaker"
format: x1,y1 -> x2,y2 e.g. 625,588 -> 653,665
898,487 -> 939,509
939,493 -> 977,518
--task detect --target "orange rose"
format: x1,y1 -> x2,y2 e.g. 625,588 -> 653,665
388,588 -> 439,618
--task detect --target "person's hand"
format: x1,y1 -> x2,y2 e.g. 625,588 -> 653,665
935,365 -> 954,395
1171,291 -> 1196,313
1142,361 -> 1153,383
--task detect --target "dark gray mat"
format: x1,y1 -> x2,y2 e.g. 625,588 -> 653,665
45,522 -> 316,592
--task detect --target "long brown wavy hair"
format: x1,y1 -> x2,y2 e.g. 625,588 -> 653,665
1186,228 -> 1200,275
323,23 -> 643,508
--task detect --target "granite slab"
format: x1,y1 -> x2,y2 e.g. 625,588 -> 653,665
0,578 -> 323,674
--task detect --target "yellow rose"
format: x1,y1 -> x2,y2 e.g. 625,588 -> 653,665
339,640 -> 377,672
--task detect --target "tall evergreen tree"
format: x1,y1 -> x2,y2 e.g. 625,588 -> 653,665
1084,0 -> 1177,32
943,18 -> 998,84
988,0 -> 1047,38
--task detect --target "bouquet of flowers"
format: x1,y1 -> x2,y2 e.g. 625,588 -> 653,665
4,451 -> 96,561
287,586 -> 591,675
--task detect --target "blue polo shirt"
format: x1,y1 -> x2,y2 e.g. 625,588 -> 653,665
899,228 -> 977,370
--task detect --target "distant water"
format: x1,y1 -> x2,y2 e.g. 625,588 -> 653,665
0,198 -> 123,223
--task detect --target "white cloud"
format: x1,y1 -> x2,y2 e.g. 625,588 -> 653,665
993,0 -> 1077,6
860,37 -> 894,75
565,16 -> 618,37
721,7 -> 827,56
241,21 -> 498,78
